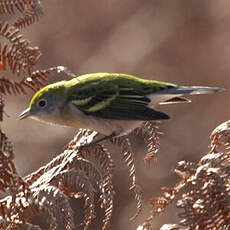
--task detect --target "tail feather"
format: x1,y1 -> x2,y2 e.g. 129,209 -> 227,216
161,86 -> 224,95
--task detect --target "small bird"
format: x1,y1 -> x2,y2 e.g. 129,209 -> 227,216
19,73 -> 223,144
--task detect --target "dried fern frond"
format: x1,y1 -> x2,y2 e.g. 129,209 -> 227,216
0,128 -> 34,229
139,120 -> 230,229
0,129 -> 16,192
13,0 -> 44,29
52,130 -> 113,229
110,136 -> 143,221
51,169 -> 96,228
210,120 -> 230,153
33,185 -> 75,230
0,132 -> 100,229
0,94 -> 4,122
72,157 -> 113,230
0,0 -> 25,15
17,223 -> 43,230
176,159 -> 230,229
0,0 -> 44,29
0,78 -> 27,95
0,25 -> 76,96
0,21 -> 42,94
0,22 -> 69,95
133,121 -> 161,163
0,65 -> 69,96
23,131 -> 112,229
0,66 -> 65,95
0,116 -> 165,229
137,222 -> 188,230
0,0 -> 36,15
78,143 -> 115,230
160,224 -> 188,230
0,21 -> 41,75
22,66 -> 67,92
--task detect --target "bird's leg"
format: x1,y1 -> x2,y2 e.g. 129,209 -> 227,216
79,133 -> 116,149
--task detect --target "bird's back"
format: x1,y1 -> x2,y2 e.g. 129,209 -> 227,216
65,73 -> 178,96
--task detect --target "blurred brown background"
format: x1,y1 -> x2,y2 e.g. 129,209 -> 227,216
3,0 -> 230,229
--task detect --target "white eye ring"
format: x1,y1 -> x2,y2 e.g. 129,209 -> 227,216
38,99 -> 47,108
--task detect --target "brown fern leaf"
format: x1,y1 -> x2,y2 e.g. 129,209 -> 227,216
0,185 -> 33,228
79,144 -> 115,230
0,0 -> 41,16
0,0 -> 20,15
23,131 -> 96,187
0,173 -> 33,229
22,132 -> 109,229
22,132 -> 105,228
66,129 -> 99,150
22,66 -> 66,92
0,22 -> 78,95
18,223 -> 43,230
99,175 -> 114,230
0,129 -> 16,192
79,143 -> 114,176
0,21 -> 41,76
141,121 -> 230,229
133,121 -> 161,164
72,156 -> 113,228
137,217 -> 153,230
210,120 -> 230,153
110,136 -> 143,220
24,151 -> 93,190
0,94 -> 4,121
139,160 -> 197,228
66,129 -> 116,229
176,153 -> 230,229
33,185 -> 75,230
71,157 -> 103,190
0,217 -> 8,230
21,65 -> 84,93
0,78 -> 27,95
138,219 -> 189,230
13,0 -> 44,29
1,123 -> 165,229
151,183 -> 185,216
67,130 -> 115,230
0,129 -> 34,229
51,169 -> 96,229
160,224 -> 188,230
137,222 -> 187,230
0,66 -> 67,95
91,148 -> 114,230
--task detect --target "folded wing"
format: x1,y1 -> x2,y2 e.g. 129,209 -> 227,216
71,83 -> 169,120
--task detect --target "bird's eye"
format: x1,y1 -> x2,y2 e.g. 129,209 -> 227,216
38,99 -> 47,108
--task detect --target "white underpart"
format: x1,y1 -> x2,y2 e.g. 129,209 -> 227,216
67,103 -> 135,136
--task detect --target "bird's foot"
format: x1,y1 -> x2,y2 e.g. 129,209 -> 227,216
79,133 -> 116,149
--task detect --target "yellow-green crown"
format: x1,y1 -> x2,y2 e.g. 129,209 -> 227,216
29,81 -> 66,108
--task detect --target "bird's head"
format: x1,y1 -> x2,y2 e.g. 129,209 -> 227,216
18,81 -> 67,122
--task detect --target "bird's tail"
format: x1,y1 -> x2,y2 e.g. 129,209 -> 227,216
163,86 -> 225,95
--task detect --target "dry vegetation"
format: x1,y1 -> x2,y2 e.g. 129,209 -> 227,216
0,1 -> 229,229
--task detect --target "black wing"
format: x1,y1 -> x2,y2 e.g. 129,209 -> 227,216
71,83 -> 169,120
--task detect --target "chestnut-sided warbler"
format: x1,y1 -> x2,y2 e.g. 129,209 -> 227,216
19,73 -> 223,142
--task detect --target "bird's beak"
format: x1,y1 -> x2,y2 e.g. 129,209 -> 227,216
18,108 -> 31,120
